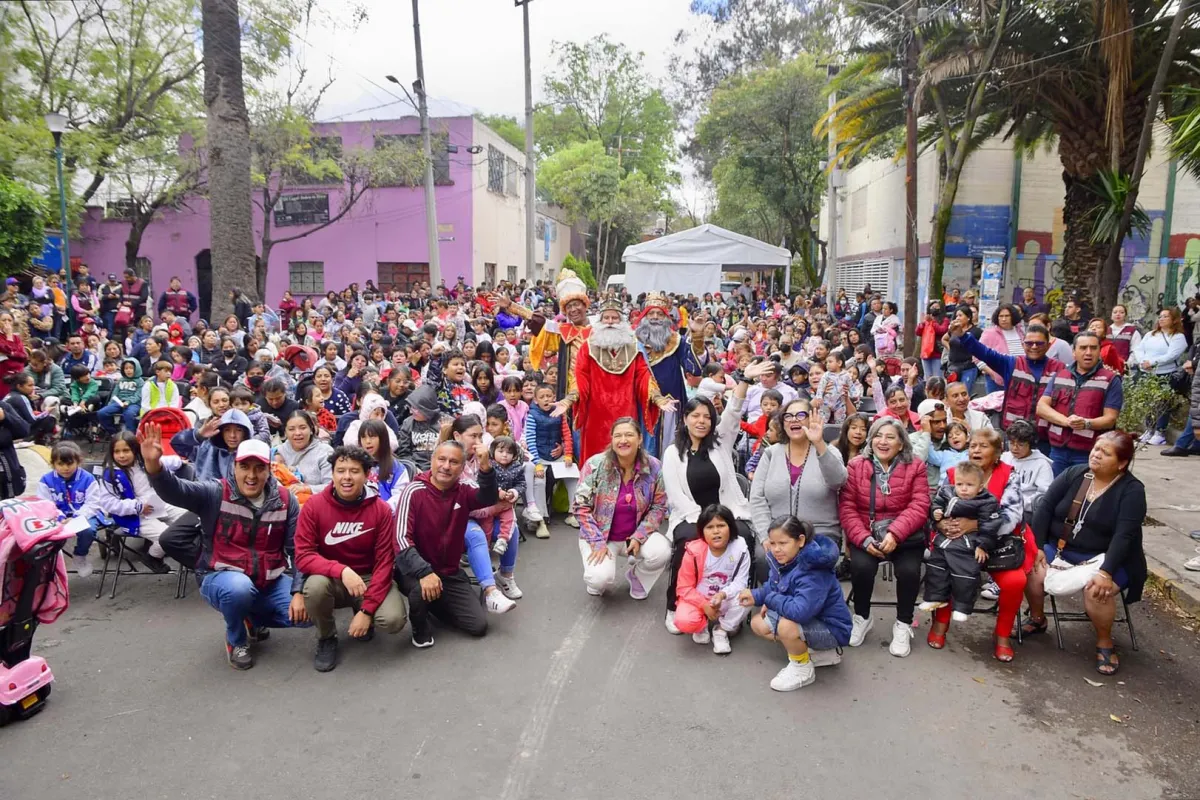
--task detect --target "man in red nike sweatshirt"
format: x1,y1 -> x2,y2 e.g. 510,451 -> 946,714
394,439 -> 499,646
296,445 -> 406,672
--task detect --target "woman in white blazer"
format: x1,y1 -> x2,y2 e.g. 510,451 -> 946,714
661,360 -> 774,635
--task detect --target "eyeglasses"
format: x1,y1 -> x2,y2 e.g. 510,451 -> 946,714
782,411 -> 809,421
1023,340 -> 1048,348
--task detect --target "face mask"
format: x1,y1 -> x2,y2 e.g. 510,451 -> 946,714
248,376 -> 265,390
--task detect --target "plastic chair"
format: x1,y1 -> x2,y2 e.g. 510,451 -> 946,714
137,407 -> 192,456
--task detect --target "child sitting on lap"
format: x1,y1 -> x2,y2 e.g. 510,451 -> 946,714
920,461 -> 1001,621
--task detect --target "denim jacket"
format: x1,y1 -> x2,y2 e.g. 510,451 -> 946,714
573,450 -> 667,547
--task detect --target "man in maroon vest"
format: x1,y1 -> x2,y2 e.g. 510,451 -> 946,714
157,276 -> 197,320
141,425 -> 309,670
950,320 -> 1063,451
1036,331 -> 1123,476
121,267 -> 150,322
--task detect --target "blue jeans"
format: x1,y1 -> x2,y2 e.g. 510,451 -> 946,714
97,401 -> 140,434
921,358 -> 943,381
957,366 -> 979,394
1174,425 -> 1198,451
73,515 -> 104,556
199,571 -> 308,646
1049,446 -> 1090,476
464,519 -> 516,586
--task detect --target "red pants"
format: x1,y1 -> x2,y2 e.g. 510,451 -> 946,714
934,528 -> 1035,638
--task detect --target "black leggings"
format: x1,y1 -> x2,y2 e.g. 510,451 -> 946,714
848,543 -> 923,624
665,519 -> 756,612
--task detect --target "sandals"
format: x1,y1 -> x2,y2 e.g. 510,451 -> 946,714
1020,615 -> 1048,636
994,640 -> 1015,662
927,629 -> 946,649
1096,646 -> 1120,675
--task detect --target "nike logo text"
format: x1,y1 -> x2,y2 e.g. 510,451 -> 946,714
325,522 -> 371,545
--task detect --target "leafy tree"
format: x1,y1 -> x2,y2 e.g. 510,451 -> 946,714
562,253 -> 597,290
538,140 -> 621,229
696,56 -> 826,286
475,113 -> 526,150
0,174 -> 49,278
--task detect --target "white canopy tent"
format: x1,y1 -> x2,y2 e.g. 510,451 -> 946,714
620,224 -> 792,297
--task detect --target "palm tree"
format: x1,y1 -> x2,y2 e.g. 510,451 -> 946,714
201,0 -> 259,317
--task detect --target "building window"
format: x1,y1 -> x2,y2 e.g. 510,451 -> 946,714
289,261 -> 325,295
274,193 -> 330,227
133,257 -> 151,282
377,262 -> 429,293
484,262 -> 497,288
374,134 -> 452,185
507,265 -> 518,284
105,199 -> 136,220
488,145 -> 506,194
835,259 -> 890,297
506,157 -> 519,196
286,136 -> 343,185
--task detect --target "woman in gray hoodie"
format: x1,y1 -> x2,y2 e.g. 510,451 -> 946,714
276,410 -> 333,496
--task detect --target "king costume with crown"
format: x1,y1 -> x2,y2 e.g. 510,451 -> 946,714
634,292 -> 708,456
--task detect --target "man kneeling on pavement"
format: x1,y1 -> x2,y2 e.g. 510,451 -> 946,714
140,424 -> 310,670
295,445 -> 407,672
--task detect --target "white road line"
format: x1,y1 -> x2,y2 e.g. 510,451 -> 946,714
498,602 -> 602,800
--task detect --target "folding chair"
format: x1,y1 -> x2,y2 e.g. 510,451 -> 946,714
1047,589 -> 1139,651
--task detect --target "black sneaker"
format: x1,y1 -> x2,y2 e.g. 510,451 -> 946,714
411,617 -> 435,649
226,642 -> 254,670
243,618 -> 270,643
1161,446 -> 1193,457
129,545 -> 171,574
313,636 -> 338,672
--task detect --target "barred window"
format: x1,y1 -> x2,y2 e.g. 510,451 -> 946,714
488,145 -> 506,194
289,261 -> 325,294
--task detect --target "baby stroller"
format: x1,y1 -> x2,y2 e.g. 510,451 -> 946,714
0,496 -> 71,725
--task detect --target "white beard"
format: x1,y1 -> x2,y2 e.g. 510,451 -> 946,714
636,317 -> 673,352
590,321 -> 636,350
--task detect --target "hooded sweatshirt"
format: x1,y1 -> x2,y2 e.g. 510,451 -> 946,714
397,385 -> 442,472
277,436 -> 334,494
171,408 -> 253,481
295,484 -> 396,614
1001,449 -> 1055,524
110,358 -> 144,406
344,393 -> 399,451
750,534 -> 852,647
394,468 -> 499,578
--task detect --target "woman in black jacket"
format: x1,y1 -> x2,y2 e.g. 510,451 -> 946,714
1025,431 -> 1147,676
0,388 -> 32,499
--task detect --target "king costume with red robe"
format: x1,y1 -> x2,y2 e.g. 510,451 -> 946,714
573,339 -> 661,464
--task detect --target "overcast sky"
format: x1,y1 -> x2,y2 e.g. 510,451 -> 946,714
304,0 -> 702,123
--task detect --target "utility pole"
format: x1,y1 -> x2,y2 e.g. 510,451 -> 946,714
411,0 -> 441,289
517,0 -> 536,284
902,1 -> 919,356
825,64 -> 840,316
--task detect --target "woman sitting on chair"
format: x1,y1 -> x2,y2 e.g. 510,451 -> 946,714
1025,431 -> 1147,676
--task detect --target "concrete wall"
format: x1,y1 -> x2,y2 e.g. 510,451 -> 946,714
470,118 -> 528,287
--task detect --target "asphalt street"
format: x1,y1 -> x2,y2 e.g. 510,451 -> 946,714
2,520 -> 1198,800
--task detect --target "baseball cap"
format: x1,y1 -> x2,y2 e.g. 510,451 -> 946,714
5,277 -> 17,285
81,317 -> 95,326
917,399 -> 946,418
234,439 -> 271,465
107,273 -> 118,281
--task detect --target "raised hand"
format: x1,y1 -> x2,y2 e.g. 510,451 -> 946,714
139,423 -> 164,470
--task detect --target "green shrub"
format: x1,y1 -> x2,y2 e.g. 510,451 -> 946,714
562,253 -> 597,290
1118,371 -> 1186,434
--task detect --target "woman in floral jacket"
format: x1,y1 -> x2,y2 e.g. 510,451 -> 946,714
574,417 -> 671,599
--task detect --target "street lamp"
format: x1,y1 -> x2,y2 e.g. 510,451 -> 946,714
44,111 -> 73,335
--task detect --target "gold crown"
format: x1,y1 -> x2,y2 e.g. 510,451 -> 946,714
644,292 -> 671,312
598,296 -> 624,314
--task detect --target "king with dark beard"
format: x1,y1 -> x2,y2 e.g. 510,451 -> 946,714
634,293 -> 708,456
573,299 -> 675,464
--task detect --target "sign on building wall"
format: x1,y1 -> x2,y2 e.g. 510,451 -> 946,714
978,249 -> 1005,327
31,233 -> 63,272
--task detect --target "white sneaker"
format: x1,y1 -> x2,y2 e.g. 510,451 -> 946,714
492,537 -> 509,557
848,614 -> 873,647
496,573 -> 523,600
664,609 -> 682,635
73,554 -> 93,578
523,505 -> 544,523
564,514 -> 580,529
918,600 -> 948,612
889,620 -> 914,657
534,521 -> 550,539
484,589 -> 516,614
770,659 -> 816,691
980,580 -> 1001,601
586,586 -> 603,596
148,542 -> 166,559
1184,552 -> 1200,572
692,627 -> 711,645
1148,432 -> 1167,446
951,610 -> 970,623
809,648 -> 842,668
712,628 -> 731,655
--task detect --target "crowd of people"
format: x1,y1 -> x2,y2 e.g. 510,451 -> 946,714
0,263 -> 1193,689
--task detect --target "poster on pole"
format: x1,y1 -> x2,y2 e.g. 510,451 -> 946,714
978,249 -> 1005,328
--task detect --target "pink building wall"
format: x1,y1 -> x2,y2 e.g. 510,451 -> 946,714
73,116 -> 476,315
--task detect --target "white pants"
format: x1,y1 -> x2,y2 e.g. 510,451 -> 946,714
134,505 -> 186,544
578,533 -> 671,596
524,461 -> 578,517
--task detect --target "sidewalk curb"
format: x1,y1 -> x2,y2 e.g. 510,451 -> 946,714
1145,551 -> 1200,619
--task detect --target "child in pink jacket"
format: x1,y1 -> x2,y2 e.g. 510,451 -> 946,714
674,504 -> 751,655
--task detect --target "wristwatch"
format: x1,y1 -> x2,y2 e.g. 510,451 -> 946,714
1083,419 -> 1092,430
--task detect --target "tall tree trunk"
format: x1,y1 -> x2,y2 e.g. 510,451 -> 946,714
201,0 -> 258,320
125,214 -> 152,276
930,196 -> 953,301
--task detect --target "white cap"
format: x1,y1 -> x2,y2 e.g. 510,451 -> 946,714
234,439 -> 271,465
916,399 -> 946,418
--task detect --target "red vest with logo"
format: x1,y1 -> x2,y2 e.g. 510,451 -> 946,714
163,289 -> 192,315
1045,365 -> 1118,451
209,481 -> 291,588
1002,356 -> 1063,433
1109,324 -> 1138,359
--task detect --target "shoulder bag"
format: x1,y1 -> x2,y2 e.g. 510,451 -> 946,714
1044,472 -> 1104,596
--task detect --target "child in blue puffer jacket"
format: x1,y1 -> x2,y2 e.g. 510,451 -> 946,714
738,515 -> 852,692
36,441 -> 104,578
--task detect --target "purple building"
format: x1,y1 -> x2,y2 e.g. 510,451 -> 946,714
74,116 -> 581,321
